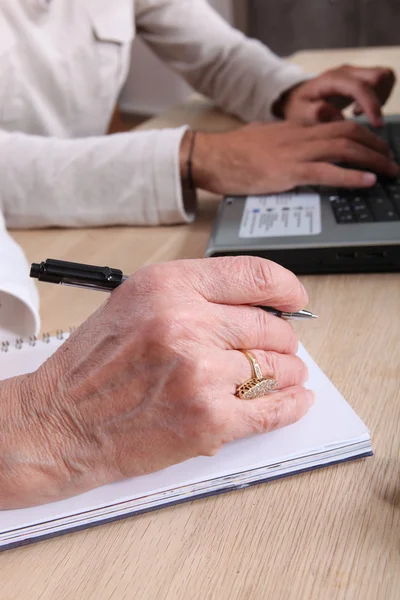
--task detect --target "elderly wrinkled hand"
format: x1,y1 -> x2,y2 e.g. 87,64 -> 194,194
1,257 -> 314,509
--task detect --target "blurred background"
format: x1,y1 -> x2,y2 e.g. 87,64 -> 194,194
117,0 -> 400,121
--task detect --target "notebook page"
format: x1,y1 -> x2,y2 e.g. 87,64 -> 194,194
0,340 -> 370,534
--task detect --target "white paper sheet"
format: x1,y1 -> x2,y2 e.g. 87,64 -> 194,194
0,334 -> 371,548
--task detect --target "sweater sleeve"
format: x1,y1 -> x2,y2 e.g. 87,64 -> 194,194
135,0 -> 309,123
0,126 -> 194,229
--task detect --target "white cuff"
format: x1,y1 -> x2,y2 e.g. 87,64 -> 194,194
0,213 -> 40,341
151,126 -> 197,224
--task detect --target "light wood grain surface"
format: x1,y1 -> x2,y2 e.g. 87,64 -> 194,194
2,47 -> 400,600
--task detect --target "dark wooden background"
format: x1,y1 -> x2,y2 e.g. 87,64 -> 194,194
248,0 -> 400,56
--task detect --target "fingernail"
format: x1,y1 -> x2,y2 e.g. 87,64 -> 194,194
362,173 -> 377,185
306,390 -> 316,407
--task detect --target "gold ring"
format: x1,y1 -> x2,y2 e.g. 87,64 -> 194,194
236,350 -> 278,400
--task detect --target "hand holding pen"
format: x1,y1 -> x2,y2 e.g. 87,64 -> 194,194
30,259 -> 317,320
20,255 -> 317,506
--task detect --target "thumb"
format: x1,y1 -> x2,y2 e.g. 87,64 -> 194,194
304,100 -> 344,124
165,256 -> 308,311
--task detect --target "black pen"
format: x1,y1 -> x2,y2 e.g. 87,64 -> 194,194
30,259 -> 318,320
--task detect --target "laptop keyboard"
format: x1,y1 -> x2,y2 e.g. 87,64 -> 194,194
329,123 -> 400,224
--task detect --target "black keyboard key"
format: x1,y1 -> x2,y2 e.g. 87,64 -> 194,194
385,189 -> 400,199
379,210 -> 399,221
331,197 -> 353,223
337,213 -> 355,224
369,196 -> 393,210
370,183 -> 386,193
335,205 -> 352,215
349,196 -> 373,222
392,197 -> 400,213
384,180 -> 400,191
354,210 -> 374,223
371,207 -> 399,222
353,206 -> 369,216
350,198 -> 369,211
377,175 -> 400,186
368,196 -> 399,221
330,197 -> 349,206
366,189 -> 388,202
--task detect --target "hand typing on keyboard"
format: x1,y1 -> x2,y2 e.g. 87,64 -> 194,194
329,123 -> 400,223
274,64 -> 395,127
188,120 -> 400,197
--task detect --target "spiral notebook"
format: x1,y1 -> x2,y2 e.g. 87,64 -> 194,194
0,333 -> 372,551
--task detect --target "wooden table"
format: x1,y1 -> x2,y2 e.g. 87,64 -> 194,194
2,47 -> 400,600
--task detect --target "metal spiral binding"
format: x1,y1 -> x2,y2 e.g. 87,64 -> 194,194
0,328 -> 74,352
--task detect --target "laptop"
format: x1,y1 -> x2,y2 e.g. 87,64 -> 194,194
205,117 -> 400,273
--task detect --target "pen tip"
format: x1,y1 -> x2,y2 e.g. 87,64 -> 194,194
311,313 -> 318,319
